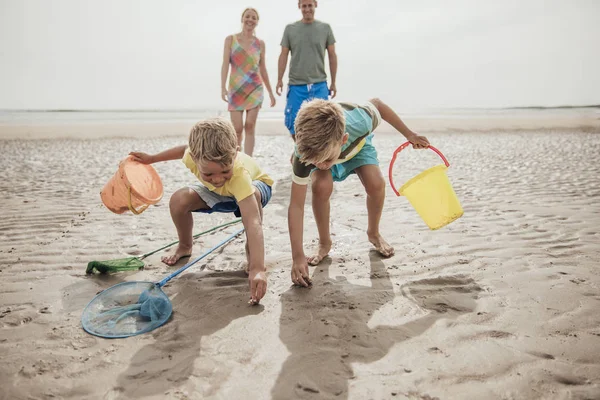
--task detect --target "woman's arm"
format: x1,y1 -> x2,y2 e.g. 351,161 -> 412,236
221,36 -> 232,102
258,40 -> 276,106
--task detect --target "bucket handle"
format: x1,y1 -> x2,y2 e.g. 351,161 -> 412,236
127,186 -> 149,215
118,156 -> 150,215
388,141 -> 450,196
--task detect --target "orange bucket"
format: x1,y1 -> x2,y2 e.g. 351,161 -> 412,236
100,156 -> 163,215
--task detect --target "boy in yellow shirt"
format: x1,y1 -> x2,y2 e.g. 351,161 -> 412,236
130,118 -> 272,304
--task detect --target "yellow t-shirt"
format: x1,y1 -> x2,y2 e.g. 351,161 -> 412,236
182,149 -> 274,202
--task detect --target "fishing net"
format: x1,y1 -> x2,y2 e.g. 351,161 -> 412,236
86,258 -> 145,274
81,282 -> 171,338
81,227 -> 244,338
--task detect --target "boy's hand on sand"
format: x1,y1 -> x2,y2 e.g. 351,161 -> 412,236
291,260 -> 312,287
129,152 -> 154,164
248,269 -> 267,305
408,134 -> 430,149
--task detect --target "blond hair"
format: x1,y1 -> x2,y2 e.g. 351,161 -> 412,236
295,99 -> 346,164
188,118 -> 238,166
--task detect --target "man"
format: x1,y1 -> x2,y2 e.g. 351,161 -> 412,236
276,0 -> 337,140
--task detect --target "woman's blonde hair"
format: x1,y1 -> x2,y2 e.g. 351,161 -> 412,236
188,118 -> 238,166
295,99 -> 346,164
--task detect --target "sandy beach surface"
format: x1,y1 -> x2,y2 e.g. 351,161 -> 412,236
1,114 -> 600,399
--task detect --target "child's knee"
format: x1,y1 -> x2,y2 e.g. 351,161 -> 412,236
312,176 -> 333,198
253,188 -> 262,206
365,175 -> 385,196
169,188 -> 196,212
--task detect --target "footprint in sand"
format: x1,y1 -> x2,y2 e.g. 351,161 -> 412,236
473,330 -> 514,339
0,304 -> 38,327
402,275 -> 482,316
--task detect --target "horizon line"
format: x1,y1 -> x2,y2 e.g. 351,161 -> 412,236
1,104 -> 599,113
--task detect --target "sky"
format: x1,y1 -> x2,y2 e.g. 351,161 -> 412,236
1,0 -> 599,111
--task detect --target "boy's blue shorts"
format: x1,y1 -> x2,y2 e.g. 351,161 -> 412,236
190,181 -> 272,217
321,135 -> 380,182
284,82 -> 329,135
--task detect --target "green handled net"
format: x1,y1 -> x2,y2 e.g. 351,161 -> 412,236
82,228 -> 245,338
86,219 -> 242,274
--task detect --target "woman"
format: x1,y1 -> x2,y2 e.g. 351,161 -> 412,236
221,7 -> 276,156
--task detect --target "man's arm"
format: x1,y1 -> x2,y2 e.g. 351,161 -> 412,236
237,195 -> 267,303
276,47 -> 290,96
129,145 -> 187,164
369,98 -> 430,149
288,181 -> 311,286
327,44 -> 338,98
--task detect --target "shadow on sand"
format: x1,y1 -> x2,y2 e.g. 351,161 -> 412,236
271,254 -> 482,399
111,270 -> 262,399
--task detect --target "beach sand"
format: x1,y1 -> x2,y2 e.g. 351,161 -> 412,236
1,116 -> 600,399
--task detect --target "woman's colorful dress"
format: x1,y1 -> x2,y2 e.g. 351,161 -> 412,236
227,35 -> 264,111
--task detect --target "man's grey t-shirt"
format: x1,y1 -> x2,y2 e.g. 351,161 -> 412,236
281,20 -> 336,85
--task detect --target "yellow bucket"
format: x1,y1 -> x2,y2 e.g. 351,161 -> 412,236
388,142 -> 463,230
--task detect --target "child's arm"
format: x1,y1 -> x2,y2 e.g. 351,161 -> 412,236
369,98 -> 430,149
288,181 -> 312,287
237,195 -> 267,304
129,145 -> 187,164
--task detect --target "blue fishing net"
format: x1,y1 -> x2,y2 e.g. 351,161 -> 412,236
81,281 -> 172,338
81,227 -> 246,338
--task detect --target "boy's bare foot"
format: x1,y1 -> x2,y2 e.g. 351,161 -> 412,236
307,240 -> 332,265
161,245 -> 192,266
368,234 -> 395,258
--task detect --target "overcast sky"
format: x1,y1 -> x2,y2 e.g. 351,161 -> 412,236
1,0 -> 599,110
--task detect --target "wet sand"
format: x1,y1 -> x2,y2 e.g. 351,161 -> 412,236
1,116 -> 599,399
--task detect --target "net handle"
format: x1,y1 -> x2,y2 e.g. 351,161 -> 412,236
388,141 -> 449,197
140,219 -> 242,259
157,227 -> 245,288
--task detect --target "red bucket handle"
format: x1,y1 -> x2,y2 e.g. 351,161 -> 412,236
388,141 -> 450,196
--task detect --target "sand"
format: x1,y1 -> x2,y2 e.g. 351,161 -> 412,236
1,115 -> 600,399
2,108 -> 600,140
